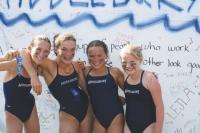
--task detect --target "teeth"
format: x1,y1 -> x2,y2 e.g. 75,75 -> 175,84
93,62 -> 100,66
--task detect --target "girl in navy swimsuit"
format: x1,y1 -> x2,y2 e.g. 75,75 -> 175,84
21,32 -> 92,133
85,40 -> 124,133
120,45 -> 164,133
0,35 -> 51,133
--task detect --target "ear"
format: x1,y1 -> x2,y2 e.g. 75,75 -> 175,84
105,56 -> 109,62
105,58 -> 108,62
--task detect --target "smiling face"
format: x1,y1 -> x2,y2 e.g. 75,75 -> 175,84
86,40 -> 108,70
121,53 -> 142,75
57,40 -> 76,64
87,46 -> 107,69
120,45 -> 143,75
29,37 -> 51,65
53,32 -> 77,65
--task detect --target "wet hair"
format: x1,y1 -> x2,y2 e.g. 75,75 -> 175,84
86,40 -> 108,56
30,35 -> 51,47
53,32 -> 76,55
120,44 -> 143,60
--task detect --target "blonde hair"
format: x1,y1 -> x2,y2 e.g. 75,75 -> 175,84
30,35 -> 51,47
54,32 -> 76,49
120,44 -> 143,60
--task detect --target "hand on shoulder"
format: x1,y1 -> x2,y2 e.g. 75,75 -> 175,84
110,67 -> 123,76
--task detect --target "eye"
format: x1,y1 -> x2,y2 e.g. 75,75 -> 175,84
129,62 -> 136,67
97,54 -> 103,58
88,53 -> 94,57
70,48 -> 76,53
35,49 -> 41,55
121,61 -> 136,68
61,47 -> 68,52
89,55 -> 93,58
44,50 -> 50,55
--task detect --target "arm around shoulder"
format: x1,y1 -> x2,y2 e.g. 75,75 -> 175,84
20,49 -> 42,95
111,67 -> 124,90
73,61 -> 88,93
0,59 -> 16,72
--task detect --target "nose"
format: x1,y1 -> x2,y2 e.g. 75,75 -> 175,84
65,51 -> 75,58
65,51 -> 72,55
126,63 -> 132,68
38,51 -> 47,60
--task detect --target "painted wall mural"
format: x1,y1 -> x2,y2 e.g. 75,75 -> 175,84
0,0 -> 200,133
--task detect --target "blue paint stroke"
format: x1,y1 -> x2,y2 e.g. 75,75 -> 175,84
29,0 -> 40,9
0,12 -> 199,33
187,0 -> 196,12
70,0 -> 88,7
7,0 -> 40,9
135,0 -> 151,8
6,0 -> 10,9
19,0 -> 22,8
50,0 -> 62,9
91,0 -> 105,7
134,15 -> 200,32
158,0 -> 183,12
113,0 -> 129,8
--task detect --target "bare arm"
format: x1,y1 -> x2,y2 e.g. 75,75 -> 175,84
77,59 -> 86,71
74,61 -> 88,95
0,56 -> 8,62
116,68 -> 124,90
1,49 -> 42,95
0,59 -> 16,72
0,60 -> 18,83
0,50 -> 19,62
111,67 -> 126,105
147,73 -> 164,133
110,67 -> 124,90
20,49 -> 42,95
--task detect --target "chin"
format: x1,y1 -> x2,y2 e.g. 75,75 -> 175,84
63,60 -> 72,65
33,59 -> 42,65
125,71 -> 131,75
125,70 -> 135,75
91,63 -> 103,69
36,61 -> 43,65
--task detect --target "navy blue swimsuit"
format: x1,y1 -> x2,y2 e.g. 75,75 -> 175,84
48,63 -> 88,122
86,67 -> 123,129
124,71 -> 156,133
3,75 -> 34,122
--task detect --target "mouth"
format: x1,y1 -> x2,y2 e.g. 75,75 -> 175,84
93,62 -> 101,66
89,60 -> 103,67
124,67 -> 136,72
62,56 -> 73,63
35,56 -> 44,62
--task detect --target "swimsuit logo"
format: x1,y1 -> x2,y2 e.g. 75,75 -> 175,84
6,105 -> 12,108
61,77 -> 78,86
88,79 -> 106,84
125,89 -> 140,94
18,83 -> 31,87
